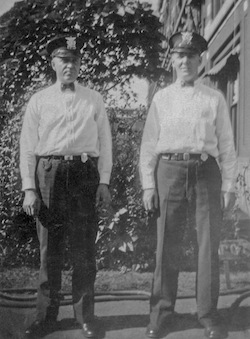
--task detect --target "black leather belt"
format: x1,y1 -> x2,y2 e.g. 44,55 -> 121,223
161,153 -> 207,161
39,155 -> 82,161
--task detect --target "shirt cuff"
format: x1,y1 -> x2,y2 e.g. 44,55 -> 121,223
99,173 -> 111,185
22,177 -> 36,191
141,176 -> 156,190
221,180 -> 235,193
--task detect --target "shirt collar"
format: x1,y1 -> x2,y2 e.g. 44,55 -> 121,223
175,78 -> 197,88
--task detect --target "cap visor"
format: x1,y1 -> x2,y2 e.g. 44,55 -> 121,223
52,48 -> 80,58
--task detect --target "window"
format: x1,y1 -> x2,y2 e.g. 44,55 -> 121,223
229,77 -> 239,148
212,0 -> 227,18
230,104 -> 237,148
212,72 -> 239,150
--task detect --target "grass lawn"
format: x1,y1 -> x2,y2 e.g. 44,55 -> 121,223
1,267 -> 250,297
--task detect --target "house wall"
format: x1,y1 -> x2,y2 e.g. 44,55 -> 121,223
239,0 -> 250,158
201,0 -> 250,222
236,0 -> 250,222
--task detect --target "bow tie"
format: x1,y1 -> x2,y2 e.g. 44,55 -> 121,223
180,80 -> 194,87
61,83 -> 75,92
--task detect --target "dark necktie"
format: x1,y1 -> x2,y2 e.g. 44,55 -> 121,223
61,83 -> 75,92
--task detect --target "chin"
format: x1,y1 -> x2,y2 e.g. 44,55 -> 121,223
64,78 -> 75,83
183,76 -> 193,81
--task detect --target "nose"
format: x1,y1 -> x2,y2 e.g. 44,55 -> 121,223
66,60 -> 75,67
182,55 -> 190,63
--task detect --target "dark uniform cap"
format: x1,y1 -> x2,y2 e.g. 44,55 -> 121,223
46,35 -> 84,57
169,31 -> 208,55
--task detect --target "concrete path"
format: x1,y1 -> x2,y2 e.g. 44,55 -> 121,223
0,293 -> 250,339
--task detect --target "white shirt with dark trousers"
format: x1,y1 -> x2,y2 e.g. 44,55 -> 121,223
20,81 -> 112,189
139,80 -> 237,326
140,79 -> 236,192
20,81 -> 112,324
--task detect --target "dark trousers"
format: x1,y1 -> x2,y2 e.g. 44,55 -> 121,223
150,156 -> 222,327
35,157 -> 99,324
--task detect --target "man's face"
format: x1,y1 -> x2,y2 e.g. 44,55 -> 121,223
51,54 -> 81,84
171,51 -> 201,82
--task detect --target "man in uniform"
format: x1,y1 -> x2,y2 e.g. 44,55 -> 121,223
139,31 -> 236,339
20,34 -> 112,338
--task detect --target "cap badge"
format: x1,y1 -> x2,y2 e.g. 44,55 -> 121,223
66,37 -> 77,50
181,32 -> 193,45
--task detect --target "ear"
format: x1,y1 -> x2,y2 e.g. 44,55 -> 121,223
171,54 -> 176,67
51,58 -> 56,71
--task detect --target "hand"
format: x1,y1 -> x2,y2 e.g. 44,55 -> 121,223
23,189 -> 41,216
96,184 -> 111,208
143,188 -> 158,211
220,190 -> 235,213
221,191 -> 235,220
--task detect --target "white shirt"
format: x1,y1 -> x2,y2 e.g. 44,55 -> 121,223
140,80 -> 237,192
20,81 -> 112,190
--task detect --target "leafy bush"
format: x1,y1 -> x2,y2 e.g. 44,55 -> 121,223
0,0 -> 166,126
0,104 -> 157,270
0,0 -> 166,270
0,108 -> 39,267
96,106 -> 157,271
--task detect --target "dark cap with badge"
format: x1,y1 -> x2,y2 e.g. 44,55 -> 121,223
169,31 -> 208,55
45,35 -> 85,58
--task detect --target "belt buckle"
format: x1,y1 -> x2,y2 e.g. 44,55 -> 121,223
81,153 -> 88,163
64,155 -> 73,160
162,154 -> 170,160
171,153 -> 178,160
200,153 -> 208,162
183,153 -> 190,161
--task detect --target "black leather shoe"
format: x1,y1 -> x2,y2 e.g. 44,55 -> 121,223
146,314 -> 175,338
24,319 -> 57,338
200,318 -> 228,339
146,324 -> 161,338
82,322 -> 97,338
204,325 -> 228,339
